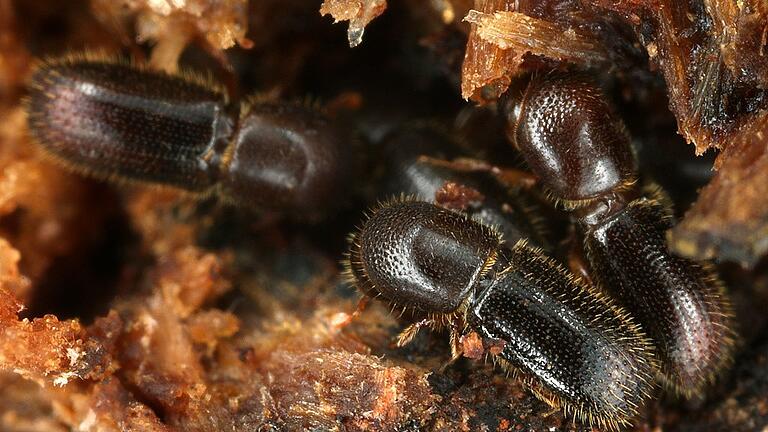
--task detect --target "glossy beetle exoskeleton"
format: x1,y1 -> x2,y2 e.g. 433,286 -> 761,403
502,73 -> 735,395
25,55 -> 351,218
378,126 -> 547,247
347,199 -> 656,430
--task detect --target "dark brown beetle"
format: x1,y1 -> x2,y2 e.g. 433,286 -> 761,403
347,199 -> 656,430
502,73 -> 735,396
25,54 -> 351,218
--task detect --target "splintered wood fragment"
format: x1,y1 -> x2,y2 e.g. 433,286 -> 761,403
320,0 -> 387,47
671,112 -> 768,267
435,181 -> 485,211
461,332 -> 485,360
463,10 -> 607,65
460,0 -> 521,102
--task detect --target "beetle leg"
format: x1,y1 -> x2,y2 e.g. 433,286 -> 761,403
395,317 -> 433,347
